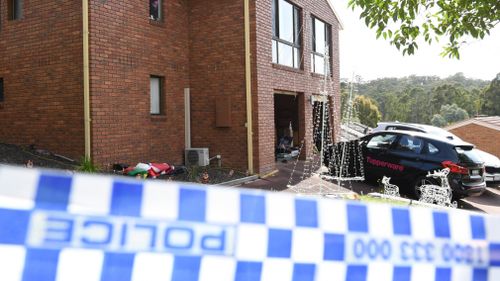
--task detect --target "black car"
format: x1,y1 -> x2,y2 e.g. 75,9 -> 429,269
360,130 -> 486,199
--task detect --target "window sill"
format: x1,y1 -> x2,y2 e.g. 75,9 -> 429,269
271,63 -> 304,74
149,19 -> 165,27
310,72 -> 333,79
150,115 -> 167,122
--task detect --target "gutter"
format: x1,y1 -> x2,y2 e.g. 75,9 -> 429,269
82,0 -> 91,159
244,0 -> 254,174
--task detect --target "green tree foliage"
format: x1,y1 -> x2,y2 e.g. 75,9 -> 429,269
353,95 -> 382,127
340,81 -> 350,117
431,104 -> 469,127
470,88 -> 484,116
430,84 -> 473,114
431,114 -> 448,127
348,0 -> 500,58
407,87 -> 432,123
482,74 -> 500,115
440,103 -> 469,123
351,73 -> 490,125
382,92 -> 408,122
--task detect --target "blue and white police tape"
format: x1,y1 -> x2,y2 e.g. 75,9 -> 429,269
0,165 -> 500,281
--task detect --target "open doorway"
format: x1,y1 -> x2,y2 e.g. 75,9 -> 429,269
274,93 -> 300,161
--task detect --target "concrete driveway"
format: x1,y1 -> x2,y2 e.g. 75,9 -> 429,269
461,184 -> 500,214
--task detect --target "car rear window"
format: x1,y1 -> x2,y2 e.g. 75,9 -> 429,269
455,146 -> 483,164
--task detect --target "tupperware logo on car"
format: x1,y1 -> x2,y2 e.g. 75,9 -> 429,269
26,211 -> 234,255
367,156 -> 405,171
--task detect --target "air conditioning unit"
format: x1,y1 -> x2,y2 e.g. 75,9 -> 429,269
185,148 -> 210,167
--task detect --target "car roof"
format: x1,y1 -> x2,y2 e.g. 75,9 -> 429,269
366,129 -> 474,147
376,122 -> 462,140
378,122 -> 441,132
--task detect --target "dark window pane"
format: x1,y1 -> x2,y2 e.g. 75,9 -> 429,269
293,7 -> 300,45
272,0 -> 277,37
311,19 -> 316,51
150,0 -> 161,20
9,0 -> 23,20
0,78 -> 4,102
15,0 -> 23,19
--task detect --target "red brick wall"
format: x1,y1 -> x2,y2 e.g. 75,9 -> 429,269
252,0 -> 342,174
188,0 -> 249,171
0,1 -> 84,159
450,124 -> 500,158
88,0 -> 190,167
0,0 -> 341,174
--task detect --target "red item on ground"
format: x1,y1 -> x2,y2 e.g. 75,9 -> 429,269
148,163 -> 172,177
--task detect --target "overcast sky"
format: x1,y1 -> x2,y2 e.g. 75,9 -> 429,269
335,1 -> 500,82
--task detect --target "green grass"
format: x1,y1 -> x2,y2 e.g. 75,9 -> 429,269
359,195 -> 409,206
77,157 -> 100,173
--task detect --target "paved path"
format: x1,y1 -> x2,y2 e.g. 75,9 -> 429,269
461,185 -> 500,214
286,174 -> 357,196
242,160 -> 309,191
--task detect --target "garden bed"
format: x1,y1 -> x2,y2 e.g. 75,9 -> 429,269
0,143 -> 77,170
0,142 -> 247,185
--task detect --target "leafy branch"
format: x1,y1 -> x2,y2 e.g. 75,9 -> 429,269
348,0 -> 500,58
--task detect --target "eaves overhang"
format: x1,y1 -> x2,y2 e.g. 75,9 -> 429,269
326,0 -> 344,30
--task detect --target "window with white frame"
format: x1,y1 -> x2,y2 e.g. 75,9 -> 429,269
150,76 -> 163,115
311,17 -> 331,75
272,0 -> 302,68
150,0 -> 162,21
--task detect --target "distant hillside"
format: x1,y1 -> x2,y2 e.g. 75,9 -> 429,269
354,73 -> 489,96
340,73 -> 496,127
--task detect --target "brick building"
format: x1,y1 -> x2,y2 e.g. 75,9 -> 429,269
0,0 -> 342,175
446,116 -> 500,158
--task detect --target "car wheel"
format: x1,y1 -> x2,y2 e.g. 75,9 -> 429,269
412,176 -> 439,200
452,192 -> 466,201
